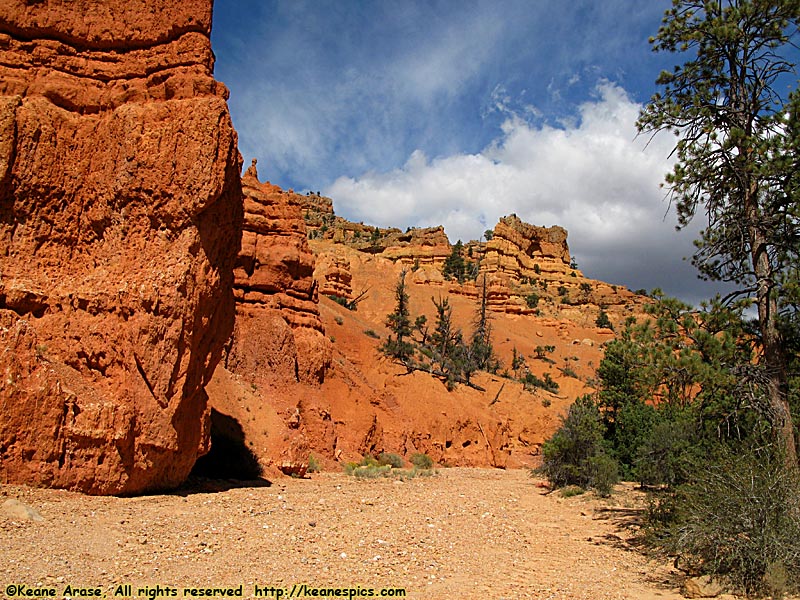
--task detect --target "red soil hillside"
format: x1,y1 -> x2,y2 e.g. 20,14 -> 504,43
206,182 -> 648,477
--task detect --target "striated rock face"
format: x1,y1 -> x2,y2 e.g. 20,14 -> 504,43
482,214 -> 572,281
378,226 -> 451,266
438,215 -> 646,324
0,0 -> 243,494
226,161 -> 330,386
315,252 -> 354,300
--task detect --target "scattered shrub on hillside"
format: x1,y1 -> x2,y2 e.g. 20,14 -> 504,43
377,452 -> 405,468
595,309 -> 613,330
326,294 -> 358,311
536,395 -> 618,494
410,453 -> 434,470
525,293 -> 540,308
522,371 -> 559,394
364,329 -> 380,339
560,364 -> 578,379
511,347 -> 527,379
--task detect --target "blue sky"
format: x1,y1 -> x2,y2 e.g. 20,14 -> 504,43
210,0 -> 734,304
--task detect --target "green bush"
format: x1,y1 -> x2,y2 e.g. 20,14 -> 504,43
525,293 -> 540,308
560,485 -> 585,498
522,371 -> 559,394
634,418 -> 696,487
326,294 -> 357,311
344,454 -> 434,479
410,452 -> 434,470
606,399 -> 659,479
595,309 -> 613,330
307,454 -> 322,473
587,453 -> 619,497
560,365 -> 578,379
537,396 -> 618,493
651,444 -> 800,597
377,452 -> 404,468
353,464 -> 392,478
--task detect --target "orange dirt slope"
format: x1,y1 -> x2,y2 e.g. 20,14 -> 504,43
207,235 -> 633,476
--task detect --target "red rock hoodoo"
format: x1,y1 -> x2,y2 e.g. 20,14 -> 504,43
0,0 -> 243,494
225,160 -> 330,386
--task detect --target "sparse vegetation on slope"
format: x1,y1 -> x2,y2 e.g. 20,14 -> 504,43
379,271 -> 500,390
539,293 -> 800,596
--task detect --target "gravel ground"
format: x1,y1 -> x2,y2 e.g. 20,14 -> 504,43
1,469 -> 689,600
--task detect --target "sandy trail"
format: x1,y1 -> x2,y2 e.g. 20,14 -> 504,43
1,469 -> 686,600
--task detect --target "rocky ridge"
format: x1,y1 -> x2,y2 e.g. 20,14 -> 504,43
306,202 -> 646,329
0,0 -> 242,494
201,188 -> 648,478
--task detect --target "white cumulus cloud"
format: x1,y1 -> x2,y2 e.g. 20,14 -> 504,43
326,82 -> 720,302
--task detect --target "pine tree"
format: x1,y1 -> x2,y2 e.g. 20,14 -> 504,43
380,270 -> 415,368
442,240 -> 466,282
638,0 -> 800,467
429,295 -> 457,375
470,275 -> 496,372
511,346 -> 527,379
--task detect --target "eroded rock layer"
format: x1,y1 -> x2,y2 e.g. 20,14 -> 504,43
0,0 -> 242,494
482,214 -> 572,280
227,161 -> 330,386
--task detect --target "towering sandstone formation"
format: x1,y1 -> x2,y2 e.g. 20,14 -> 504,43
207,163 -> 331,477
0,1 -> 243,493
225,160 -> 330,386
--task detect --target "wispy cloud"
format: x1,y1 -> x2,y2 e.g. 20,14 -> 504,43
216,1 -> 511,188
212,1 -> 724,302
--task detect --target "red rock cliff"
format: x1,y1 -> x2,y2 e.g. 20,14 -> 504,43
0,0 -> 243,494
226,160 -> 330,386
